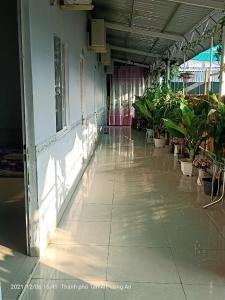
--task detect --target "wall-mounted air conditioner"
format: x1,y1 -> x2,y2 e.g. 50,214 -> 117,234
89,19 -> 106,53
60,0 -> 94,10
99,45 -> 111,65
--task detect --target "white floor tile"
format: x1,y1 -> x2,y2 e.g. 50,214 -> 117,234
105,282 -> 186,300
110,222 -> 168,247
165,223 -> 225,250
107,246 -> 180,283
183,284 -> 225,300
63,203 -> 112,222
51,221 -> 111,245
21,279 -> 105,300
172,248 -> 225,285
112,205 -> 161,223
33,244 -> 108,281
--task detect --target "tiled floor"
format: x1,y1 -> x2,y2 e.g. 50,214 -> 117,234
22,127 -> 225,299
0,215 -> 37,300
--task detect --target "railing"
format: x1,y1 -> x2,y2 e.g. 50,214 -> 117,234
199,146 -> 225,209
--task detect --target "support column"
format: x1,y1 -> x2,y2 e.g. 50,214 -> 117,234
208,36 -> 214,93
166,59 -> 170,88
219,26 -> 225,99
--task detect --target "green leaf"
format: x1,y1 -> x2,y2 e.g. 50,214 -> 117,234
209,93 -> 219,103
182,114 -> 192,128
208,109 -> 217,117
163,119 -> 187,138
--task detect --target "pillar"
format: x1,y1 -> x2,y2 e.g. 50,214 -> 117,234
166,59 -> 170,88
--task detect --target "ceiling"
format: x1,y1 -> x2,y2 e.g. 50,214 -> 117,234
92,0 -> 225,68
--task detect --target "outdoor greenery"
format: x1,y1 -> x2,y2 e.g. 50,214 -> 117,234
132,85 -> 184,138
207,94 -> 225,161
133,85 -> 225,162
164,101 -> 209,160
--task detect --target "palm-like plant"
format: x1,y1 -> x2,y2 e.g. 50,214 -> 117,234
207,94 -> 225,162
133,85 -> 183,138
164,101 -> 208,160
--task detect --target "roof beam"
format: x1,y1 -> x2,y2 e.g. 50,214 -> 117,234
112,58 -> 149,68
105,22 -> 184,42
166,0 -> 225,10
110,45 -> 160,58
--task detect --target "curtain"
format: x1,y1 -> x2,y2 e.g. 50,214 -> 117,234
109,66 -> 145,126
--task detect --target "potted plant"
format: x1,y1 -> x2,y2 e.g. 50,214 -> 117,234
164,101 -> 208,176
133,86 -> 165,147
207,94 -> 225,162
153,104 -> 166,148
180,71 -> 194,83
193,158 -> 211,185
200,94 -> 225,196
150,86 -> 182,148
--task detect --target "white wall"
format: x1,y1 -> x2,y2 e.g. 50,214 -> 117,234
28,0 -> 106,255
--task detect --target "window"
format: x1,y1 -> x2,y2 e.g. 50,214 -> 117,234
54,35 -> 67,132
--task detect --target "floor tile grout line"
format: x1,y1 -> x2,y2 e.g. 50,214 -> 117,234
161,220 -> 188,299
104,167 -> 115,300
205,211 -> 225,242
105,159 -> 116,283
168,244 -> 188,300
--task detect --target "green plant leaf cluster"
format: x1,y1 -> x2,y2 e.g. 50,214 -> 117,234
133,84 -> 225,162
207,94 -> 225,161
132,85 -> 184,138
164,100 -> 209,160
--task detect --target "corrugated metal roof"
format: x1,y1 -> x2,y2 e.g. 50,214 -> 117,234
92,0 -> 225,67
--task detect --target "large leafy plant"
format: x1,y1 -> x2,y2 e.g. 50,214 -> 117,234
164,102 -> 208,160
207,94 -> 225,161
133,85 -> 183,138
133,86 -> 163,137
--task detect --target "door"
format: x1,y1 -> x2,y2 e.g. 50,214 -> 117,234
80,56 -> 88,161
94,66 -> 98,135
18,0 -> 39,256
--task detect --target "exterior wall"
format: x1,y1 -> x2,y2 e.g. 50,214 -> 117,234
27,1 -> 106,255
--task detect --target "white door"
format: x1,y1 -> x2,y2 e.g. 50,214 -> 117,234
94,66 -> 98,135
18,0 -> 39,256
80,57 -> 88,160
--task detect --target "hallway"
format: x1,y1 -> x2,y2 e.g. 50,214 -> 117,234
22,127 -> 225,300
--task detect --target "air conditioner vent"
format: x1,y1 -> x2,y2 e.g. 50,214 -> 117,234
64,0 -> 92,4
60,0 -> 93,10
90,19 -> 106,53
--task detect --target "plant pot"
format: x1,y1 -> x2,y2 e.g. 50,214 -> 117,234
154,138 -> 165,148
174,144 -> 180,156
180,159 -> 193,176
197,169 -> 208,186
146,129 -> 154,144
202,178 -> 219,196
